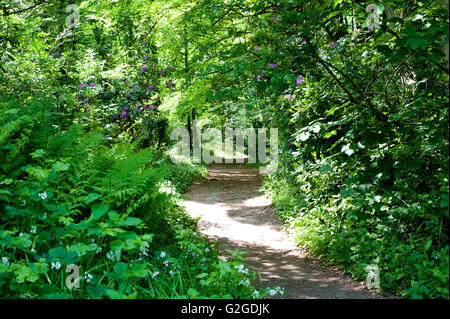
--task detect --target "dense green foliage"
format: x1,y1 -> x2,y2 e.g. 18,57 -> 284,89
1,0 -> 448,299
0,96 -> 279,298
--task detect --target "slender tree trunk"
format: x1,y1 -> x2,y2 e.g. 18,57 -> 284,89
183,17 -> 194,152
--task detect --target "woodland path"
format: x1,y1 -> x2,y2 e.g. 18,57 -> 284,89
183,163 -> 384,299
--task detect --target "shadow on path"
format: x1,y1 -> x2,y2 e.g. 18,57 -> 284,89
183,163 -> 381,299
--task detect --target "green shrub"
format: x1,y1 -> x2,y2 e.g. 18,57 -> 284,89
0,98 -> 276,299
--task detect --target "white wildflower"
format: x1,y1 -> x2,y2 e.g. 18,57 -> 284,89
106,250 -> 115,261
30,226 -> 37,234
235,264 -> 248,274
239,279 -> 250,287
160,251 -> 166,258
84,273 -> 94,283
140,247 -> 149,256
151,271 -> 160,278
1,257 -> 9,265
169,270 -> 175,276
268,289 -> 277,296
38,192 -> 48,200
51,261 -> 61,270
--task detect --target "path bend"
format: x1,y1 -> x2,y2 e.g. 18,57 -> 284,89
183,163 -> 381,299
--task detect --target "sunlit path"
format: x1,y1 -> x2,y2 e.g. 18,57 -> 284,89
184,163 -> 382,299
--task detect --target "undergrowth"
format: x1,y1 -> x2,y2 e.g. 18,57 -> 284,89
0,96 -> 278,299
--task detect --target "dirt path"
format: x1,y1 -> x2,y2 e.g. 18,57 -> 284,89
183,163 -> 382,299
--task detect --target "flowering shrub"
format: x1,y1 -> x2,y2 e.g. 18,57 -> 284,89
72,51 -> 176,147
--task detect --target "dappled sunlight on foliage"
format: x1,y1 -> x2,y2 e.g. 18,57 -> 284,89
0,0 -> 448,299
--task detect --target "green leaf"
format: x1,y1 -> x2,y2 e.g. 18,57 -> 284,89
123,217 -> 143,227
84,193 -> 101,204
424,239 -> 432,251
113,262 -> 127,275
110,240 -> 125,251
406,37 -> 428,50
91,203 -> 109,219
324,130 -> 337,139
52,161 -> 71,172
0,179 -> 13,185
30,149 -> 46,159
13,264 -> 39,283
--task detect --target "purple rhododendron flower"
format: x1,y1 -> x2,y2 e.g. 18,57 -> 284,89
257,74 -> 263,79
158,70 -> 165,75
78,83 -> 88,89
271,16 -> 279,20
143,56 -> 148,61
54,52 -> 60,57
141,66 -> 148,71
142,104 -> 147,109
125,93 -> 131,98
83,98 -> 89,104
137,108 -> 142,112
296,76 -> 304,85
329,42 -> 339,48
149,105 -> 155,110
148,85 -> 154,90
254,46 -> 262,51
368,25 -> 375,30
134,85 -> 139,89
283,94 -> 292,100
167,66 -> 173,71
124,79 -> 128,84
90,83 -> 96,88
167,81 -> 174,87
123,106 -> 129,111
120,112 -> 127,118
112,114 -> 119,120
269,63 -> 277,68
